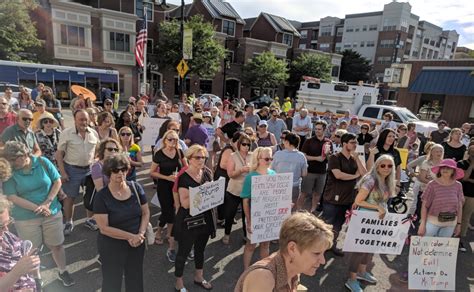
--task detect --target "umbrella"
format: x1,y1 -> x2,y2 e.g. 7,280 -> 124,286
71,85 -> 96,101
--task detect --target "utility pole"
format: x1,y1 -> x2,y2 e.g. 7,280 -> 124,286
180,0 -> 185,97
222,39 -> 228,99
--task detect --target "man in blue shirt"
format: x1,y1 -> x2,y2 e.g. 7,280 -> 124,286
30,83 -> 44,101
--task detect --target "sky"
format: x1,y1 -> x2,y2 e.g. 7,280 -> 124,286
167,0 -> 474,49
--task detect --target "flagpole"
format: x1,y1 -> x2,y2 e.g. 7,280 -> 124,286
142,5 -> 148,96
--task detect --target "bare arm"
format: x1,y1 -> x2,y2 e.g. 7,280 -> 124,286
7,195 -> 39,212
242,269 -> 275,292
138,203 -> 150,236
32,142 -> 42,157
129,151 -> 143,168
93,178 -> 104,191
216,128 -> 228,144
219,148 -> 232,169
243,198 -> 251,223
331,169 -> 360,181
269,133 -> 277,146
178,187 -> 190,209
354,188 -> 379,211
227,156 -> 242,178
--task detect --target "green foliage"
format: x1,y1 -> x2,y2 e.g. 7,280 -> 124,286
0,0 -> 41,61
289,53 -> 332,85
339,49 -> 372,82
156,15 -> 225,78
242,51 -> 289,92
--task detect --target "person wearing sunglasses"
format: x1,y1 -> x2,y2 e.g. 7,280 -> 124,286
150,129 -> 186,262
93,153 -> 150,292
96,111 -> 119,142
39,86 -> 65,130
346,155 -> 397,291
34,112 -> 61,166
103,98 -> 119,123
267,109 -> 287,145
223,134 -> 253,245
256,120 -> 277,148
292,108 -> 312,150
0,96 -> 16,136
0,109 -> 42,157
154,120 -> 187,153
3,141 -> 75,287
118,127 -> 143,182
240,147 -> 275,269
173,145 -> 215,291
116,111 -> 141,144
0,196 -> 41,292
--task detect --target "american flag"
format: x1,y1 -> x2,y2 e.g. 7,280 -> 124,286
135,15 -> 148,67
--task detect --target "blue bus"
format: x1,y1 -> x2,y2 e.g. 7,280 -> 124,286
0,60 -> 120,102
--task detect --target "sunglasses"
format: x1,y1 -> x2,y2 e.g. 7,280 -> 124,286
166,138 -> 178,142
120,132 -> 132,136
192,156 -> 206,160
105,147 -> 119,152
361,127 -> 369,130
42,119 -> 54,124
241,143 -> 251,147
0,218 -> 14,229
380,164 -> 393,169
260,157 -> 273,162
111,167 -> 128,174
105,103 -> 112,106
22,117 -> 33,122
335,135 -> 341,138
0,102 -> 8,106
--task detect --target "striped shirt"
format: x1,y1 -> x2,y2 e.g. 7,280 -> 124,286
421,180 -> 464,217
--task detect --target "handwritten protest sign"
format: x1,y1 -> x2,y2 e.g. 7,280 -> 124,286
409,236 -> 459,291
396,147 -> 408,170
342,210 -> 410,255
250,173 -> 293,244
141,117 -> 167,146
190,177 -> 225,216
356,145 -> 366,168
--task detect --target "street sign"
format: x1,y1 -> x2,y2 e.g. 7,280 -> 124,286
176,59 -> 189,78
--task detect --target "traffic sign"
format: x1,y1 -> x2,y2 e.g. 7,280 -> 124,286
177,59 -> 189,78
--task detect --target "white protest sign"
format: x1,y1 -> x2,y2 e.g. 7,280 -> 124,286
250,173 -> 293,244
342,210 -> 410,255
141,117 -> 167,146
150,193 -> 161,208
409,236 -> 459,291
189,177 -> 225,216
168,112 -> 181,122
355,145 -> 366,168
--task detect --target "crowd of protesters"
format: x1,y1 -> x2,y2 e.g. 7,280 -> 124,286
0,84 -> 473,292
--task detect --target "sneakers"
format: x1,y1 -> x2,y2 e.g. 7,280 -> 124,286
345,279 -> 363,292
58,271 -> 75,287
63,222 -> 74,236
167,249 -> 177,263
459,242 -> 467,253
357,271 -> 378,284
84,218 -> 98,231
187,249 -> 195,261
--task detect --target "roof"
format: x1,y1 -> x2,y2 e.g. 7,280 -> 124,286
346,11 -> 382,19
260,12 -> 301,36
244,17 -> 257,31
301,21 -> 320,28
409,69 -> 474,96
202,0 -> 245,24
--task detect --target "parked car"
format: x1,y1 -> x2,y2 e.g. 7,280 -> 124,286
249,95 -> 273,108
0,83 -> 32,98
198,94 -> 221,105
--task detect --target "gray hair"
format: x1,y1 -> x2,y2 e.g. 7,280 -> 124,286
0,196 -> 12,214
357,154 -> 396,202
3,141 -> 30,161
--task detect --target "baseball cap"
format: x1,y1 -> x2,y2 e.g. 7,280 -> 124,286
193,113 -> 203,120
258,120 -> 268,127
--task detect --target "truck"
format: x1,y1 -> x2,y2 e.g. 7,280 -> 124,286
295,76 -> 438,137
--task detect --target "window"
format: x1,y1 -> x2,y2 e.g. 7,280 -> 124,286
283,33 -> 293,46
222,19 -> 235,36
147,39 -> 153,54
334,84 -> 349,92
311,30 -> 318,39
377,56 -> 392,64
343,43 -> 351,48
308,83 -> 321,89
346,26 -> 354,32
60,24 -> 85,47
362,25 -> 367,31
366,41 -> 375,47
379,39 -> 395,48
135,0 -> 153,21
355,27 -> 360,32
109,32 -> 130,52
298,43 -> 306,49
412,50 -> 419,57
321,25 -> 332,36
424,38 -> 429,44
360,41 -> 365,47
319,43 -> 330,48
362,107 -> 379,119
225,50 -> 234,64
369,24 -> 377,31
353,42 -> 358,48
336,28 -> 343,36
331,66 -> 340,77
310,44 -> 317,50
300,30 -> 308,38
335,43 -> 342,52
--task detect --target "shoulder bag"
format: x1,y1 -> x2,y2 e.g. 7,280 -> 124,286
130,181 -> 155,245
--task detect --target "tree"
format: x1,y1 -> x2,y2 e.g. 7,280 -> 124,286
339,50 -> 372,82
242,51 -> 289,95
0,0 -> 41,61
156,15 -> 226,78
289,53 -> 332,85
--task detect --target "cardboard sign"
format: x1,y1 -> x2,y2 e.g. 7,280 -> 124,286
409,236 -> 459,291
189,177 -> 225,216
250,173 -> 293,244
141,117 -> 167,146
342,210 -> 410,255
396,147 -> 408,170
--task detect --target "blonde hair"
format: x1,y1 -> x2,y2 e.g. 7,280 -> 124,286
0,196 -> 12,214
160,129 -> 180,151
118,126 -> 134,149
279,211 -> 334,255
427,144 -> 444,161
0,158 -> 12,182
424,141 -> 435,154
249,147 -> 272,171
185,144 -> 208,160
358,154 -> 396,202
448,128 -> 462,142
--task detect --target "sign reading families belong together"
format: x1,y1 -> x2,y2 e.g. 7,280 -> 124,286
342,210 -> 410,255
189,177 -> 226,216
409,236 -> 459,291
250,173 -> 293,244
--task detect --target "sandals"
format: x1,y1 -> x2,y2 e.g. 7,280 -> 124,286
194,279 -> 213,290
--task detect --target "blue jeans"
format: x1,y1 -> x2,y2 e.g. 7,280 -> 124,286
425,221 -> 455,237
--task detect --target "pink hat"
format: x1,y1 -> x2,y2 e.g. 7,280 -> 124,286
431,159 -> 464,180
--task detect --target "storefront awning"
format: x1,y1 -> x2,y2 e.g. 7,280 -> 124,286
409,69 -> 474,96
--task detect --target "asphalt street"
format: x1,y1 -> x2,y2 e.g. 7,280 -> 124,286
33,110 -> 474,292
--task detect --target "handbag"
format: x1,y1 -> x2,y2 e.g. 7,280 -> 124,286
130,181 -> 155,245
184,214 -> 207,230
438,212 -> 456,222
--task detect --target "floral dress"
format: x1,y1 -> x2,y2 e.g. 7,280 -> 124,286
35,128 -> 61,165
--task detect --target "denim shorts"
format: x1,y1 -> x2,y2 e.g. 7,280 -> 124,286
62,163 -> 90,198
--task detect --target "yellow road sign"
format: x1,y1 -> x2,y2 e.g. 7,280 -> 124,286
177,59 -> 189,78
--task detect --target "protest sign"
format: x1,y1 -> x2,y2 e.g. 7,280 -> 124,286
355,145 -> 366,168
250,173 -> 293,244
168,112 -> 181,122
409,236 -> 459,291
141,117 -> 167,146
150,194 -> 161,208
342,210 -> 410,255
396,147 -> 409,170
190,177 -> 225,216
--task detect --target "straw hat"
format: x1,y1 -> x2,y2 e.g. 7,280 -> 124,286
37,111 -> 60,129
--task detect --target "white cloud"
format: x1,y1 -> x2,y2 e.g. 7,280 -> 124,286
171,0 -> 473,47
